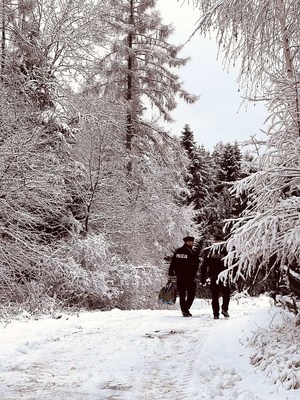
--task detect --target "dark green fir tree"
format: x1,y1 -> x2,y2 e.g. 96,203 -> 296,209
180,124 -> 215,230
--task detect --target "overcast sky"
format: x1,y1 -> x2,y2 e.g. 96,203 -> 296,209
156,0 -> 268,150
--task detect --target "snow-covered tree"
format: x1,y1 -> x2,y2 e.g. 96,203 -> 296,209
189,0 -> 300,300
1,0 -> 110,101
71,94 -> 197,265
0,0 -> 108,308
180,124 -> 214,229
205,141 -> 244,240
180,124 -> 204,208
89,0 -> 198,165
215,141 -> 242,183
0,81 -> 81,309
69,0 -> 199,265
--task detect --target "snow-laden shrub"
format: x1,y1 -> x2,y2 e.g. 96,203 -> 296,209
0,278 -> 68,323
249,304 -> 300,390
0,233 -> 167,318
39,235 -> 123,309
113,264 -> 166,310
43,257 -> 117,309
41,234 -> 166,310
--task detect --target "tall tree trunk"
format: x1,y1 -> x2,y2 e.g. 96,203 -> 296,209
126,32 -> 133,150
126,0 -> 134,173
276,0 -> 294,79
1,0 -> 5,80
276,0 -> 300,137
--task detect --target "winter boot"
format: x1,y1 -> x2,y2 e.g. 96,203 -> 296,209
221,309 -> 229,318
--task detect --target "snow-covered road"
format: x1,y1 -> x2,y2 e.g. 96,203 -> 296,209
0,296 -> 299,400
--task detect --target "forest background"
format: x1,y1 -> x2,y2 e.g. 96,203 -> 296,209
0,0 -> 299,370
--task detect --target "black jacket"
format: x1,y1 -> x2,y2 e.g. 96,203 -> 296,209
200,253 -> 227,284
168,244 -> 198,281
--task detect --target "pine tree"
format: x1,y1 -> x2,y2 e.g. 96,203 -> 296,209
213,142 -> 242,183
90,0 -> 198,164
181,124 -> 197,155
180,125 -> 212,210
180,125 -> 217,244
76,0 -> 199,254
208,141 -> 244,239
180,124 -> 202,207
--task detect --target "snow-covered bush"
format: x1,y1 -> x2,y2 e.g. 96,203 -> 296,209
36,235 -> 122,309
0,233 -> 167,318
113,264 -> 166,310
248,304 -> 300,390
28,234 -> 167,311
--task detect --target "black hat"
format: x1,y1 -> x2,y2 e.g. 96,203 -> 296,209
183,236 -> 195,242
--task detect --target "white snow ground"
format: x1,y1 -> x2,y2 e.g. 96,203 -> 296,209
0,295 -> 299,400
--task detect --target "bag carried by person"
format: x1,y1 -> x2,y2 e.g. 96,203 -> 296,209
158,280 -> 177,305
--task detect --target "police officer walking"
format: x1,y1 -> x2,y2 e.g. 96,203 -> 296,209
168,236 -> 199,317
200,243 -> 231,319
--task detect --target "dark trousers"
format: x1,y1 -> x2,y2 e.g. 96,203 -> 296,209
210,280 -> 230,317
177,280 -> 196,313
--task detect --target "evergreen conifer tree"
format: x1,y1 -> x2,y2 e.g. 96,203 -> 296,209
180,124 -> 202,208
209,141 -> 244,239
180,125 -> 215,235
214,142 -> 242,182
90,0 -> 198,167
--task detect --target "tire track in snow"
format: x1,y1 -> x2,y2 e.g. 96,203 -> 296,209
136,315 -> 215,400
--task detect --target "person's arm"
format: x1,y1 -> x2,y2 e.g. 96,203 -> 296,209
200,257 -> 208,284
168,252 -> 177,277
193,251 -> 200,277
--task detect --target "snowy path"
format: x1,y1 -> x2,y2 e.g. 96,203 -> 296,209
0,297 -> 298,400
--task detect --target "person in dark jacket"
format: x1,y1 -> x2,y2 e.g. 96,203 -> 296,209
201,244 -> 230,319
168,236 -> 199,317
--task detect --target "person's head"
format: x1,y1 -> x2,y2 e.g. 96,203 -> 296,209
183,236 -> 195,248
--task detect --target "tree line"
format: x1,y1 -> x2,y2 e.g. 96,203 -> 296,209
0,0 -> 299,315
